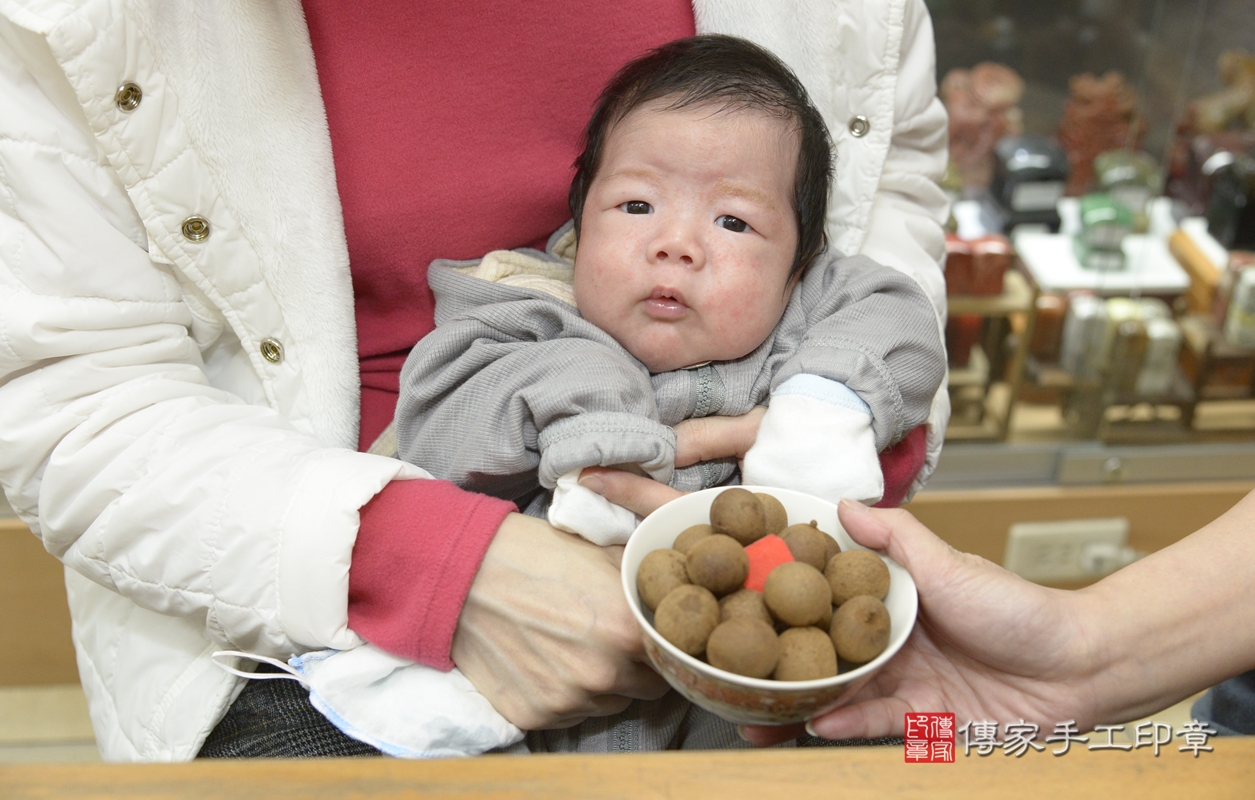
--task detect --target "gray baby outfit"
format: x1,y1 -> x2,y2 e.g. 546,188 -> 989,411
396,224 -> 945,509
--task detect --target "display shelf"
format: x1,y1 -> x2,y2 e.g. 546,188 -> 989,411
1179,314 -> 1255,404
946,267 -> 1035,315
1027,356 -> 1198,439
945,269 -> 1038,441
947,341 -> 990,387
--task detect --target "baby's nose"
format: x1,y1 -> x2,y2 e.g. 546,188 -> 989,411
654,247 -> 695,266
652,227 -> 704,268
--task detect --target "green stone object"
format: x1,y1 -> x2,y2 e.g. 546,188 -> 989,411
1075,193 -> 1132,271
1095,149 -> 1161,231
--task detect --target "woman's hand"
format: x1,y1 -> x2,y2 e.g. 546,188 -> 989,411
742,500 -> 1098,746
452,512 -> 670,730
673,406 -> 766,468
458,407 -> 770,730
577,406 -> 768,517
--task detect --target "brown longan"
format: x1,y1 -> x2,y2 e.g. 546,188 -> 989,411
654,584 -> 720,657
636,548 -> 690,612
755,492 -> 788,535
674,524 -> 714,554
774,626 -> 838,681
706,617 -> 779,679
719,589 -> 774,627
822,531 -> 841,564
709,488 -> 766,546
762,561 -> 831,628
825,549 -> 890,605
686,534 -> 749,597
779,523 -> 828,570
829,595 -> 891,663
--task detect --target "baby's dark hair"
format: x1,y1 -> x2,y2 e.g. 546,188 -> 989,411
569,34 -> 833,278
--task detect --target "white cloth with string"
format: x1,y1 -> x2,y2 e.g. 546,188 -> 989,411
212,649 -> 522,758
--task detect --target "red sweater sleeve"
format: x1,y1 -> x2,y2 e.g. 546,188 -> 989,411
875,424 -> 928,509
347,478 -> 515,669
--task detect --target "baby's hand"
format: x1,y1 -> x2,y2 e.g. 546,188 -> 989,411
741,376 -> 883,505
548,468 -> 639,545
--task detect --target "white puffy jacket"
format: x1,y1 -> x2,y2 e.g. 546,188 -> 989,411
0,0 -> 948,761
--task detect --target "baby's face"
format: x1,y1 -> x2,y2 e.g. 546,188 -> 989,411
574,102 -> 799,373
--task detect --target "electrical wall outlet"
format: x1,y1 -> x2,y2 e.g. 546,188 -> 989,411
1003,518 -> 1131,583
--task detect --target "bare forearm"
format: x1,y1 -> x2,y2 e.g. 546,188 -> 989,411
1079,489 -> 1255,722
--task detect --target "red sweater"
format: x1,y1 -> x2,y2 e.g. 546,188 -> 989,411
303,0 -> 695,667
306,1 -> 925,669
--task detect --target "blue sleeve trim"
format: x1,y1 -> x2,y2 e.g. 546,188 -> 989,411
773,374 -> 871,416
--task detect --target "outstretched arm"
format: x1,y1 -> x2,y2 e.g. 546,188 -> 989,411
743,492 -> 1255,744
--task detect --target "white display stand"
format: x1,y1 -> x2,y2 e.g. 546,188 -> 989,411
1013,231 -> 1190,296
1010,197 -> 1190,296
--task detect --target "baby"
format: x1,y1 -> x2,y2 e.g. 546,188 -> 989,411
395,34 -> 945,545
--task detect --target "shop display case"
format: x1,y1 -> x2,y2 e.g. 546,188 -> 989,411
930,0 -> 1255,452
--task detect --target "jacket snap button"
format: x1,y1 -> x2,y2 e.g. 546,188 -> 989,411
181,215 -> 211,241
848,115 -> 870,137
260,338 -> 284,364
115,82 -> 143,112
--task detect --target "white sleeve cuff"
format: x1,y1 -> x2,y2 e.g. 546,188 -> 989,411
772,373 -> 872,414
742,376 -> 883,505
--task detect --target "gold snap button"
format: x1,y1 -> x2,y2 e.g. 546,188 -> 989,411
181,215 -> 210,241
848,115 -> 870,138
115,82 -> 143,112
260,338 -> 284,364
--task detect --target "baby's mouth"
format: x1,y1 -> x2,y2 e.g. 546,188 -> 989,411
644,287 -> 689,319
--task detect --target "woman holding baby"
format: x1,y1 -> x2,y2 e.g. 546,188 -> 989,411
8,0 -> 1242,763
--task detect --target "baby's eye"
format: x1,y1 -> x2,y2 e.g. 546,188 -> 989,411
717,215 -> 749,233
620,200 -> 653,214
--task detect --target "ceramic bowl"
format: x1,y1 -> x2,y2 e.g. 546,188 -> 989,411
621,486 -> 917,726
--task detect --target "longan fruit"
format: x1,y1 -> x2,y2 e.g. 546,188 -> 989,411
829,595 -> 891,663
719,589 -> 774,627
674,524 -> 714,554
816,600 -> 833,632
779,523 -> 828,570
825,549 -> 890,605
636,548 -> 690,611
686,534 -> 749,597
654,584 -> 720,657
709,488 -> 766,546
822,531 -> 841,563
706,617 -> 780,679
774,626 -> 838,681
755,493 -> 788,535
762,561 -> 831,628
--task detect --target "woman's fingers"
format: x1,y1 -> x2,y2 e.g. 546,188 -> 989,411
575,407 -> 768,518
838,499 -> 941,565
673,406 -> 766,467
579,466 -> 683,519
806,695 -> 914,741
737,722 -> 805,747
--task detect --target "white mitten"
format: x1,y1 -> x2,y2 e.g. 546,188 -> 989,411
741,375 -> 883,505
548,468 -> 640,545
